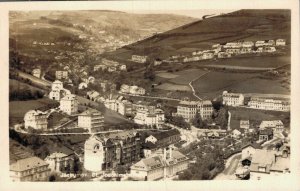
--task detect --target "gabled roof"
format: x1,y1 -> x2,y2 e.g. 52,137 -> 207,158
10,156 -> 49,172
150,129 -> 180,140
241,142 -> 262,150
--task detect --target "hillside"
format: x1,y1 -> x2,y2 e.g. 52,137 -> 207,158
105,9 -> 291,60
9,10 -> 197,74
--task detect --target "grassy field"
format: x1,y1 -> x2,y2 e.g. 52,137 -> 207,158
155,69 -> 208,92
229,107 -> 290,130
203,55 -> 290,69
9,79 -> 44,92
192,71 -> 289,99
9,98 -> 58,126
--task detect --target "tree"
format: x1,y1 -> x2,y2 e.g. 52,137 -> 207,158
178,170 -> 193,180
49,175 -> 56,182
73,157 -> 80,174
144,65 -> 155,81
171,116 -> 190,130
65,162 -> 71,174
192,112 -> 204,129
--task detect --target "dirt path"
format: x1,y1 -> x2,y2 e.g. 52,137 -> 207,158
189,71 -> 210,100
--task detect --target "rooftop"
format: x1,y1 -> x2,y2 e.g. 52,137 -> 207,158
10,156 -> 49,172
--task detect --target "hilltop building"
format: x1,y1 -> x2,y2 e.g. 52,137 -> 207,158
222,91 -> 244,106
276,39 -> 286,46
131,55 -> 148,63
248,97 -> 290,112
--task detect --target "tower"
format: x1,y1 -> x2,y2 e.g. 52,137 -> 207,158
84,136 -> 105,172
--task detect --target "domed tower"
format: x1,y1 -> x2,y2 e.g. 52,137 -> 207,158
84,135 -> 105,172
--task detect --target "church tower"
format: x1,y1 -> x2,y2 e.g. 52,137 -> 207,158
84,135 -> 105,172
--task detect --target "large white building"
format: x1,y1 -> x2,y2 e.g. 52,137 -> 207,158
276,39 -> 286,46
175,100 -> 213,122
24,110 -> 48,130
119,84 -> 146,95
59,94 -> 78,115
78,109 -> 104,131
130,147 -> 189,181
49,80 -> 71,101
44,152 -> 74,173
10,156 -> 51,182
131,55 -> 148,63
222,91 -> 244,106
134,108 -> 165,128
248,97 -> 290,112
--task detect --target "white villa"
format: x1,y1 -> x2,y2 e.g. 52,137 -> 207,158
134,108 -> 165,128
24,110 -> 48,130
222,91 -> 244,106
78,109 -> 104,131
59,94 -> 78,115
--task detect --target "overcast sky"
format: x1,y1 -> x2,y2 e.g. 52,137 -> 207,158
125,9 -> 237,19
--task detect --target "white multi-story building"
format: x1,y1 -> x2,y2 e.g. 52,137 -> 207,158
175,100 -> 213,122
120,84 -> 146,95
276,39 -> 286,46
10,156 -> 50,182
24,110 -> 48,130
44,152 -> 74,173
222,91 -> 244,106
134,108 -> 165,127
224,42 -> 242,48
242,41 -> 254,48
130,147 -> 189,181
78,109 -> 104,131
55,70 -> 68,80
59,94 -> 78,115
131,55 -> 148,63
32,68 -> 41,78
248,97 -> 290,112
51,80 -> 64,91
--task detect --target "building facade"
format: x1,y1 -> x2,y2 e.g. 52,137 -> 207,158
84,132 -> 141,172
24,110 -> 48,130
130,148 -> 189,181
10,156 -> 51,182
248,97 -> 290,111
222,91 -> 244,106
175,100 -> 213,122
59,94 -> 78,115
78,109 -> 104,131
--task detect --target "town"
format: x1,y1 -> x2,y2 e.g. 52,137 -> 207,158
9,9 -> 291,182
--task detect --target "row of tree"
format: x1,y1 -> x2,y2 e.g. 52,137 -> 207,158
9,89 -> 44,101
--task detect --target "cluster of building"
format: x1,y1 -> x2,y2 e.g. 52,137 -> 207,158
167,39 -> 286,63
258,120 -> 285,141
235,142 -> 290,179
84,131 -> 142,172
104,95 -> 165,128
222,91 -> 290,112
94,58 -> 127,73
119,84 -> 146,95
172,100 -> 214,122
82,128 -> 189,181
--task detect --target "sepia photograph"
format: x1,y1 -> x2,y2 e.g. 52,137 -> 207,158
0,0 -> 299,190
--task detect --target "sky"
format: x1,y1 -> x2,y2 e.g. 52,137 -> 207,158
125,9 -> 237,19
